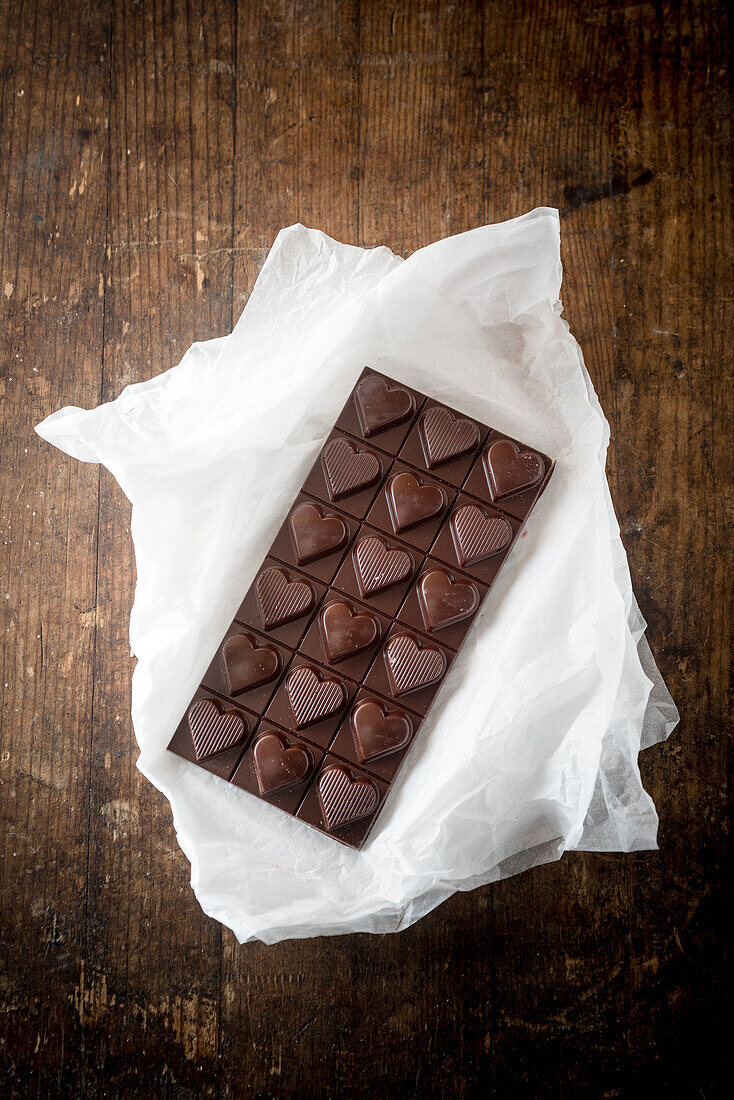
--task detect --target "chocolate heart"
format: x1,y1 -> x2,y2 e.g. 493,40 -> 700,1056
450,504 -> 513,566
255,566 -> 314,629
354,374 -> 415,437
419,406 -> 480,467
289,501 -> 348,564
351,699 -> 412,762
353,535 -> 413,597
384,633 -> 446,696
483,439 -> 544,501
417,569 -> 480,631
386,472 -> 447,532
252,731 -> 312,795
285,665 -> 346,729
320,601 -> 380,663
187,699 -> 248,762
322,437 -> 381,501
317,764 -> 379,830
222,633 -> 280,694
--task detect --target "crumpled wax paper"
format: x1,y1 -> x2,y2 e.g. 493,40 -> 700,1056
36,209 -> 678,943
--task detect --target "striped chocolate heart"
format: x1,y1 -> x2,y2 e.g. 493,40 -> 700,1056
317,764 -> 379,830
384,633 -> 446,697
255,566 -> 314,629
322,437 -> 381,501
187,699 -> 248,762
285,665 -> 346,729
450,504 -> 513,566
353,535 -> 413,597
419,406 -> 480,467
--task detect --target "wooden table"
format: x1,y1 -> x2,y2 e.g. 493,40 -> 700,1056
1,2 -> 730,1095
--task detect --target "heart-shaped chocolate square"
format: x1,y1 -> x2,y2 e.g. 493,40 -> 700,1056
289,501 -> 348,565
253,731 -> 313,795
351,699 -> 412,762
384,633 -> 446,696
187,699 -> 248,762
255,566 -> 315,629
386,471 -> 447,532
450,503 -> 513,566
285,665 -> 347,729
483,439 -> 544,501
353,535 -> 413,597
354,374 -> 415,437
419,406 -> 480,467
322,438 -> 382,501
417,569 -> 480,631
317,764 -> 379,830
222,632 -> 280,694
320,600 -> 380,663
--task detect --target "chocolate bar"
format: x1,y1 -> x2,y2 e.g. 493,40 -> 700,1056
168,368 -> 554,848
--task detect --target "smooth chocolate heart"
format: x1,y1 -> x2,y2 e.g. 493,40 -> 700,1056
386,471 -> 447,532
483,439 -> 544,501
285,665 -> 346,729
320,601 -> 380,663
322,437 -> 382,500
384,633 -> 446,696
255,566 -> 314,629
419,406 -> 480,467
354,374 -> 415,437
450,504 -> 513,566
222,632 -> 280,694
317,764 -> 379,830
187,699 -> 248,762
351,699 -> 412,762
252,731 -> 312,795
417,569 -> 480,631
289,501 -> 348,564
353,535 -> 413,597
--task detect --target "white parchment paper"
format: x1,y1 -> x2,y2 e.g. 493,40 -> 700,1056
36,209 -> 678,943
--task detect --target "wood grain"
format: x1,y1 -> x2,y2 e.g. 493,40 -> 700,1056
1,0 -> 730,1095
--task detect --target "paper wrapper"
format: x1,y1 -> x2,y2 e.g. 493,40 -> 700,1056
36,209 -> 678,943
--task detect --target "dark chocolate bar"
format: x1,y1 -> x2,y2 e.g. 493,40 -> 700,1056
168,367 -> 555,848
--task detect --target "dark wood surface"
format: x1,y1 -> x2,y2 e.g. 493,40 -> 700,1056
1,2 -> 730,1096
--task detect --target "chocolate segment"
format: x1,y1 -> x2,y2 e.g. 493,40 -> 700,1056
285,664 -> 347,729
289,501 -> 348,564
168,369 -> 554,849
322,437 -> 382,501
318,763 -> 379,829
252,730 -> 313,794
417,568 -> 480,631
384,632 -> 446,696
420,405 -> 480,467
451,502 -> 513,566
256,566 -> 314,629
463,430 -> 554,521
354,374 -> 415,438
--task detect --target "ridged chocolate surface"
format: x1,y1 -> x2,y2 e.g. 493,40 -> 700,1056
187,699 -> 247,762
420,406 -> 479,466
318,764 -> 379,829
322,437 -> 381,500
451,504 -> 513,566
353,535 -> 413,596
384,633 -> 446,696
256,566 -> 314,628
286,666 -> 346,728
